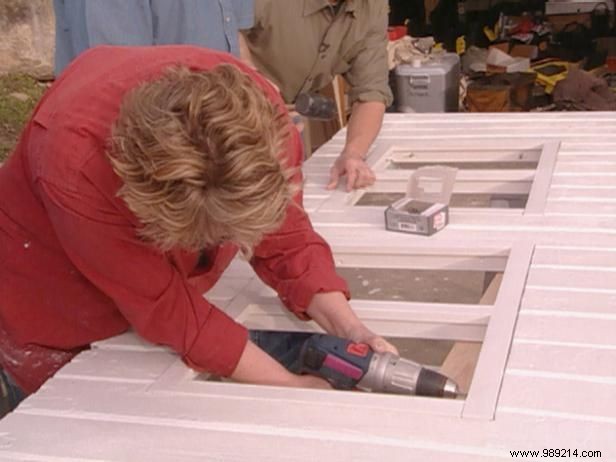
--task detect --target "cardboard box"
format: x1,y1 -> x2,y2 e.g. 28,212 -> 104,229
487,47 -> 530,73
491,42 -> 539,59
546,13 -> 592,32
385,198 -> 449,235
384,166 -> 457,236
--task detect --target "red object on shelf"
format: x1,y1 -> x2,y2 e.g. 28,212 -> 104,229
388,26 -> 407,41
607,56 -> 616,72
509,14 -> 534,35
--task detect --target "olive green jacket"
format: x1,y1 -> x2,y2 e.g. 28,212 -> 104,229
243,0 -> 393,106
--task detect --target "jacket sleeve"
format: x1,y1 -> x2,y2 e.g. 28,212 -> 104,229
250,129 -> 350,319
344,0 -> 393,107
39,179 -> 248,378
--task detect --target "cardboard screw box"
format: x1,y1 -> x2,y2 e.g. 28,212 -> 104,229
385,166 -> 458,236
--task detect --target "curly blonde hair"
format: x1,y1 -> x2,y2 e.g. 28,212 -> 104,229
108,64 -> 295,253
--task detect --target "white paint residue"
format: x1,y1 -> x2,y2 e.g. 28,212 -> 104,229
361,280 -> 370,287
368,288 -> 382,295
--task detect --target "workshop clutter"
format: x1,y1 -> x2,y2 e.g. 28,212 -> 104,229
466,72 -> 535,112
388,0 -> 616,113
486,46 -> 531,73
552,67 -> 616,110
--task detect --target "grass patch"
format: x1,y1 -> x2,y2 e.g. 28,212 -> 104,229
0,73 -> 46,162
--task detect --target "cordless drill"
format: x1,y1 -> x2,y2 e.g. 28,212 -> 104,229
298,334 -> 460,398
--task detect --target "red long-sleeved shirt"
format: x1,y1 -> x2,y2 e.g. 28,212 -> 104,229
0,46 -> 348,394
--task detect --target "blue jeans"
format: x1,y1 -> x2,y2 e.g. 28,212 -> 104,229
0,369 -> 25,419
249,331 -> 313,374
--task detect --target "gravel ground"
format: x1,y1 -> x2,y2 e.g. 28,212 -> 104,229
0,73 -> 47,162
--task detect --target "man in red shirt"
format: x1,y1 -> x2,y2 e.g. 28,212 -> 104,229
0,46 -> 395,414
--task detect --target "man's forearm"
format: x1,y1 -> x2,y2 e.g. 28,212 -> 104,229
343,101 -> 386,159
238,31 -> 255,68
306,291 -> 399,355
306,292 -> 365,339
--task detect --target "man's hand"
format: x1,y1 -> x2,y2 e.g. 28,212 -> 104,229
345,324 -> 399,356
306,292 -> 399,356
327,152 -> 376,191
327,101 -> 385,191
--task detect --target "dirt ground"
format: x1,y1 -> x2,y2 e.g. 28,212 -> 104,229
0,73 -> 47,162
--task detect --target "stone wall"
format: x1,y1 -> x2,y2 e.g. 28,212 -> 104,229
0,0 -> 54,79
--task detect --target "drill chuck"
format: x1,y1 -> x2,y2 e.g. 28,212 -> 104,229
357,352 -> 459,398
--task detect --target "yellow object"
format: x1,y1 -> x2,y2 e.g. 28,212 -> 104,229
532,60 -> 569,94
483,26 -> 497,42
456,36 -> 466,55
